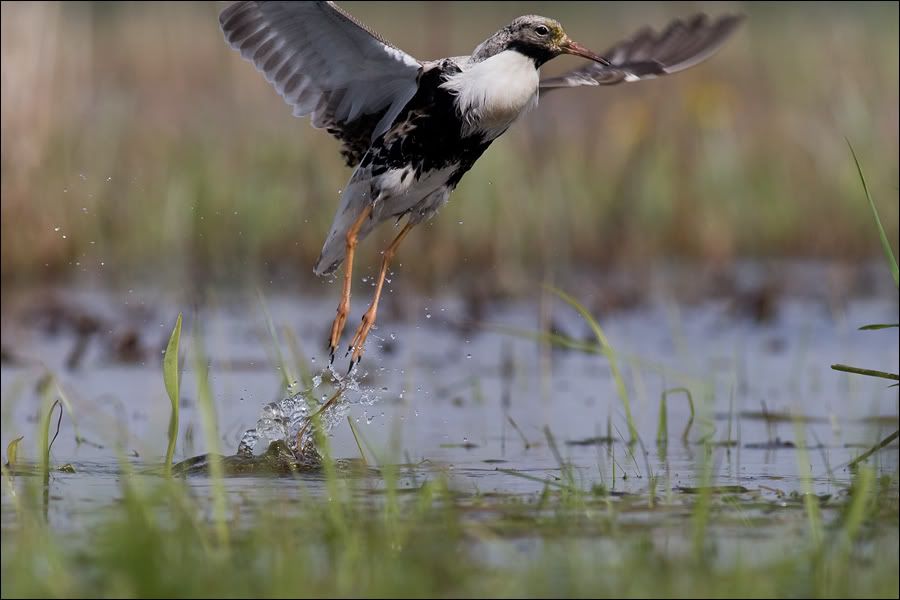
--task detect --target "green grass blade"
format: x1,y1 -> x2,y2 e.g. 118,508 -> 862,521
544,285 -> 637,444
256,288 -> 298,394
5,436 -> 24,467
46,380 -> 81,449
656,394 -> 667,448
858,323 -> 899,330
507,416 -> 532,450
793,422 -> 823,547
662,387 -> 695,443
37,391 -> 61,521
848,141 -> 899,289
497,468 -> 576,491
842,467 -> 875,546
346,416 -> 368,467
39,397 -> 61,477
163,313 -> 183,476
831,364 -> 899,381
284,326 -> 314,390
484,322 -> 604,354
848,430 -> 899,468
192,329 -> 230,548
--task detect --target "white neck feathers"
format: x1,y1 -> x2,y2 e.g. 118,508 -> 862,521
441,50 -> 540,139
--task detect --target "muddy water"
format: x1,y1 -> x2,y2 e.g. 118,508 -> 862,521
1,263 -> 898,524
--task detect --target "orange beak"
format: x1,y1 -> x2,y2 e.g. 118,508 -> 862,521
560,38 -> 609,65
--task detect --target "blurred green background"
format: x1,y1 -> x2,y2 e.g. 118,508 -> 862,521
1,1 -> 898,291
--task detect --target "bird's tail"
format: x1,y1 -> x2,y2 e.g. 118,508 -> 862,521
313,175 -> 377,276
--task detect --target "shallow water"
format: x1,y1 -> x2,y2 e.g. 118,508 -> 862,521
1,262 -> 898,527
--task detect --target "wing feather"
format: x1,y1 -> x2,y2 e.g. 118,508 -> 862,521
540,14 -> 743,89
220,1 -> 422,166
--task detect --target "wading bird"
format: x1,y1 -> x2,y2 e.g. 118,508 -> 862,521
219,1 -> 742,369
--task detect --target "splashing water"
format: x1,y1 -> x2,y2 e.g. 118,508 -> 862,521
237,366 -> 382,458
238,391 -> 319,457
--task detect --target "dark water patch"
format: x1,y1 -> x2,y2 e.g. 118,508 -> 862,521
565,436 -> 614,446
676,485 -> 751,494
744,439 -> 798,449
736,411 -> 829,424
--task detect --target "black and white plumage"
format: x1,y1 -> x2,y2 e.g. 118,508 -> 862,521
219,1 -> 421,168
539,13 -> 744,88
220,1 -> 743,364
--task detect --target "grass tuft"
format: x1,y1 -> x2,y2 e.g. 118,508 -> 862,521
545,285 -> 638,444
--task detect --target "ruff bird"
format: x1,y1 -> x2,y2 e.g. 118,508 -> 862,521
219,1 -> 743,368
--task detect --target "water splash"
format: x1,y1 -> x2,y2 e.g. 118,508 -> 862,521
237,366 -> 382,458
237,428 -> 260,457
238,392 -> 313,456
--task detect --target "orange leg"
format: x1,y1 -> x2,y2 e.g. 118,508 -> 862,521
328,204 -> 373,362
347,220 -> 415,368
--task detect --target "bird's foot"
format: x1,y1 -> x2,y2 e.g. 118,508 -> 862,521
328,302 -> 350,363
346,309 -> 377,372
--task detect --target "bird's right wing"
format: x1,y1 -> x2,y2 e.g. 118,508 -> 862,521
220,1 -> 422,166
540,14 -> 743,89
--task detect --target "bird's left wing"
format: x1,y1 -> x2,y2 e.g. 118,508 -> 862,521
220,1 -> 422,166
540,14 -> 743,89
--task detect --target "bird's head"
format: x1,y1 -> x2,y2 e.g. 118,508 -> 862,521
473,15 -> 609,67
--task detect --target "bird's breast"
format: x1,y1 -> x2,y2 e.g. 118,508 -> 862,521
441,50 -> 540,139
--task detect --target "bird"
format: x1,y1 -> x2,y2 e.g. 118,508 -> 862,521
219,1 -> 743,369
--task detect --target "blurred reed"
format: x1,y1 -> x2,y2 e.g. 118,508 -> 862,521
1,1 -> 897,291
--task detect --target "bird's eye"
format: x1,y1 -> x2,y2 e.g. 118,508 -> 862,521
534,25 -> 550,36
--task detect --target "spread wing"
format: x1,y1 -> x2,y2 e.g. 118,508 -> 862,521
220,1 -> 422,166
540,14 -> 743,89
